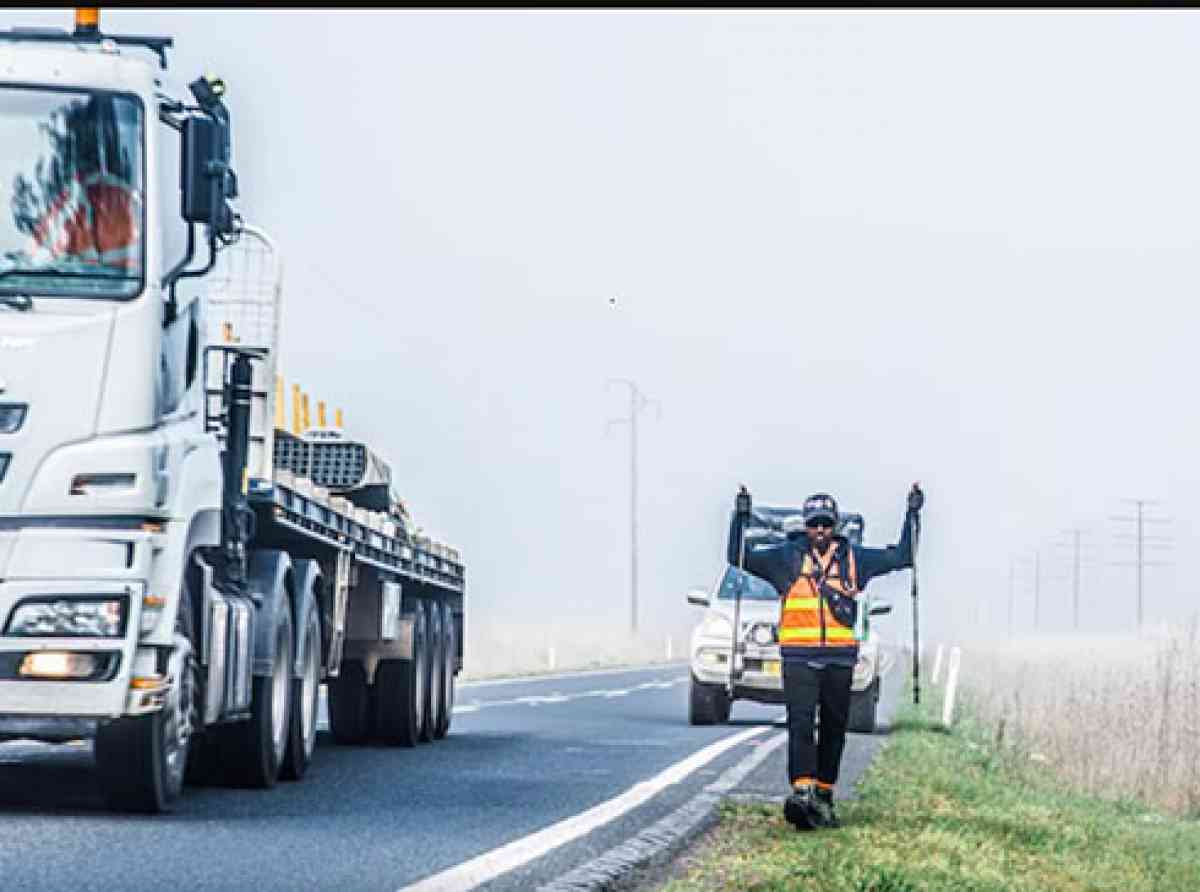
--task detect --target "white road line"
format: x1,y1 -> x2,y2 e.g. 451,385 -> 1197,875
397,726 -> 769,892
459,661 -> 689,689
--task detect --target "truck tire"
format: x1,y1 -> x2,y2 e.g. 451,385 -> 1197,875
688,674 -> 728,726
223,595 -> 293,787
433,603 -> 455,740
421,600 -> 441,743
282,605 -> 321,779
96,579 -> 198,812
847,678 -> 879,734
374,600 -> 427,746
328,660 -> 371,745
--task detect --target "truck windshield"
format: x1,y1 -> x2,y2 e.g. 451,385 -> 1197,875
0,86 -> 143,299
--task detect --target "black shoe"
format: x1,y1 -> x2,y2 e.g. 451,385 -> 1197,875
783,785 -> 817,830
813,788 -> 841,829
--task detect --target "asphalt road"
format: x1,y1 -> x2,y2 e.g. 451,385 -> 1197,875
0,662 -> 900,892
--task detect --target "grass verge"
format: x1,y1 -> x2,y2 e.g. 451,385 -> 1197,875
658,700 -> 1200,891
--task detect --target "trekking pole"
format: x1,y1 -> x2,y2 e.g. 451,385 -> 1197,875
910,492 -> 922,706
729,485 -> 751,699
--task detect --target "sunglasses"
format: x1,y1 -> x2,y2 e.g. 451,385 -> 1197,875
806,518 -> 834,530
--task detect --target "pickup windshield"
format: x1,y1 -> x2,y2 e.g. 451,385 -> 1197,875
716,566 -> 779,602
0,86 -> 143,298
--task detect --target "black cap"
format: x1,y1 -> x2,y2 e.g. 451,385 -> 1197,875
802,493 -> 838,525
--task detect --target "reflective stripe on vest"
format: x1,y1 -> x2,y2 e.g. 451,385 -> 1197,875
778,544 -> 859,649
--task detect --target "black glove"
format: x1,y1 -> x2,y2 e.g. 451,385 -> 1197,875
907,482 -> 925,513
735,485 -> 752,520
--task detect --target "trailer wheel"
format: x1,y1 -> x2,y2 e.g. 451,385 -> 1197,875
328,661 -> 370,744
433,603 -> 455,740
282,605 -> 321,778
96,579 -> 198,812
374,600 -> 427,746
421,601 -> 441,743
225,595 -> 293,787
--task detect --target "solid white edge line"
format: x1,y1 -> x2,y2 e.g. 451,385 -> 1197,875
396,725 -> 770,892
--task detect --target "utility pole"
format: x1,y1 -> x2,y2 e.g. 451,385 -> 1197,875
1034,548 -> 1041,630
1007,558 -> 1015,638
1053,529 -> 1099,632
607,379 -> 660,635
1111,500 -> 1173,632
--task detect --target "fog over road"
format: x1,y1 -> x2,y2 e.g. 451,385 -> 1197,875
0,663 -> 900,891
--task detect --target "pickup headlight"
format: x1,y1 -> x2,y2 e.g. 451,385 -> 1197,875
698,614 -> 733,639
6,598 -> 127,638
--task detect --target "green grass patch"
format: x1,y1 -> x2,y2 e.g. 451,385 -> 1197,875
658,698 -> 1200,891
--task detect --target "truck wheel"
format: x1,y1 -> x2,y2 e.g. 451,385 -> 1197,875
328,661 -> 371,745
688,674 -> 724,726
421,601 -> 441,743
225,595 -> 293,787
96,580 -> 198,812
374,600 -> 427,746
433,603 -> 455,740
282,605 -> 321,778
847,678 -> 879,734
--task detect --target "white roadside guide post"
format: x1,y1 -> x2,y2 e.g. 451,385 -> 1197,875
548,646 -> 557,671
666,635 -> 673,661
942,646 -> 962,728
931,643 -> 945,685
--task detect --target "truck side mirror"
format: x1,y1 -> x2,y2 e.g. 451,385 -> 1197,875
687,589 -> 711,607
869,603 -> 893,616
181,116 -> 236,235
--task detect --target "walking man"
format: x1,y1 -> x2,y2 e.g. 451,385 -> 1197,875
728,484 -> 924,829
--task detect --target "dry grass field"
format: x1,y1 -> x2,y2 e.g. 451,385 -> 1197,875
955,624 -> 1200,817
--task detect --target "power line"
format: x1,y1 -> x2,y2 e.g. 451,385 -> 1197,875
606,379 -> 660,635
1110,499 -> 1174,631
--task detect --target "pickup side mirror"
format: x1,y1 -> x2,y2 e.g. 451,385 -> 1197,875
869,602 -> 893,617
181,115 -> 236,235
687,589 -> 711,607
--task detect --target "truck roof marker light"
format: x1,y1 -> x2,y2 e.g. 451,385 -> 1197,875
74,8 -> 99,36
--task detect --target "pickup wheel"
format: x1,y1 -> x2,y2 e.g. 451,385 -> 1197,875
433,603 -> 455,740
328,660 -> 371,745
96,579 -> 198,812
223,595 -> 293,787
688,674 -> 728,726
847,678 -> 879,734
421,601 -> 441,743
282,604 -> 321,778
374,600 -> 428,746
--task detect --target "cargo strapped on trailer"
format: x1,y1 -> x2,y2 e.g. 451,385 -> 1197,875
247,477 -> 465,593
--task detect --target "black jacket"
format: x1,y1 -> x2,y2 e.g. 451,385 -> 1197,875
726,504 -> 917,665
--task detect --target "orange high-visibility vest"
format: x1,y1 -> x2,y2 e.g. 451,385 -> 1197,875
778,544 -> 859,649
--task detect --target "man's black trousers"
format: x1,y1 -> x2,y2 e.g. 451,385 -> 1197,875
782,660 -> 852,788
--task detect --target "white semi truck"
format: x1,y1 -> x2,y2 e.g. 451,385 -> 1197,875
0,10 -> 465,812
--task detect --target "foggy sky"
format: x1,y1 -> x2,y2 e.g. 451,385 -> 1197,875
5,9 -> 1198,646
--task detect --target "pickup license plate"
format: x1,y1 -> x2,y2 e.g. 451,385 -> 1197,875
764,660 -> 781,677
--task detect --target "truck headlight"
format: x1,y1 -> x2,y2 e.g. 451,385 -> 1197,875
698,614 -> 732,639
6,598 -> 127,638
